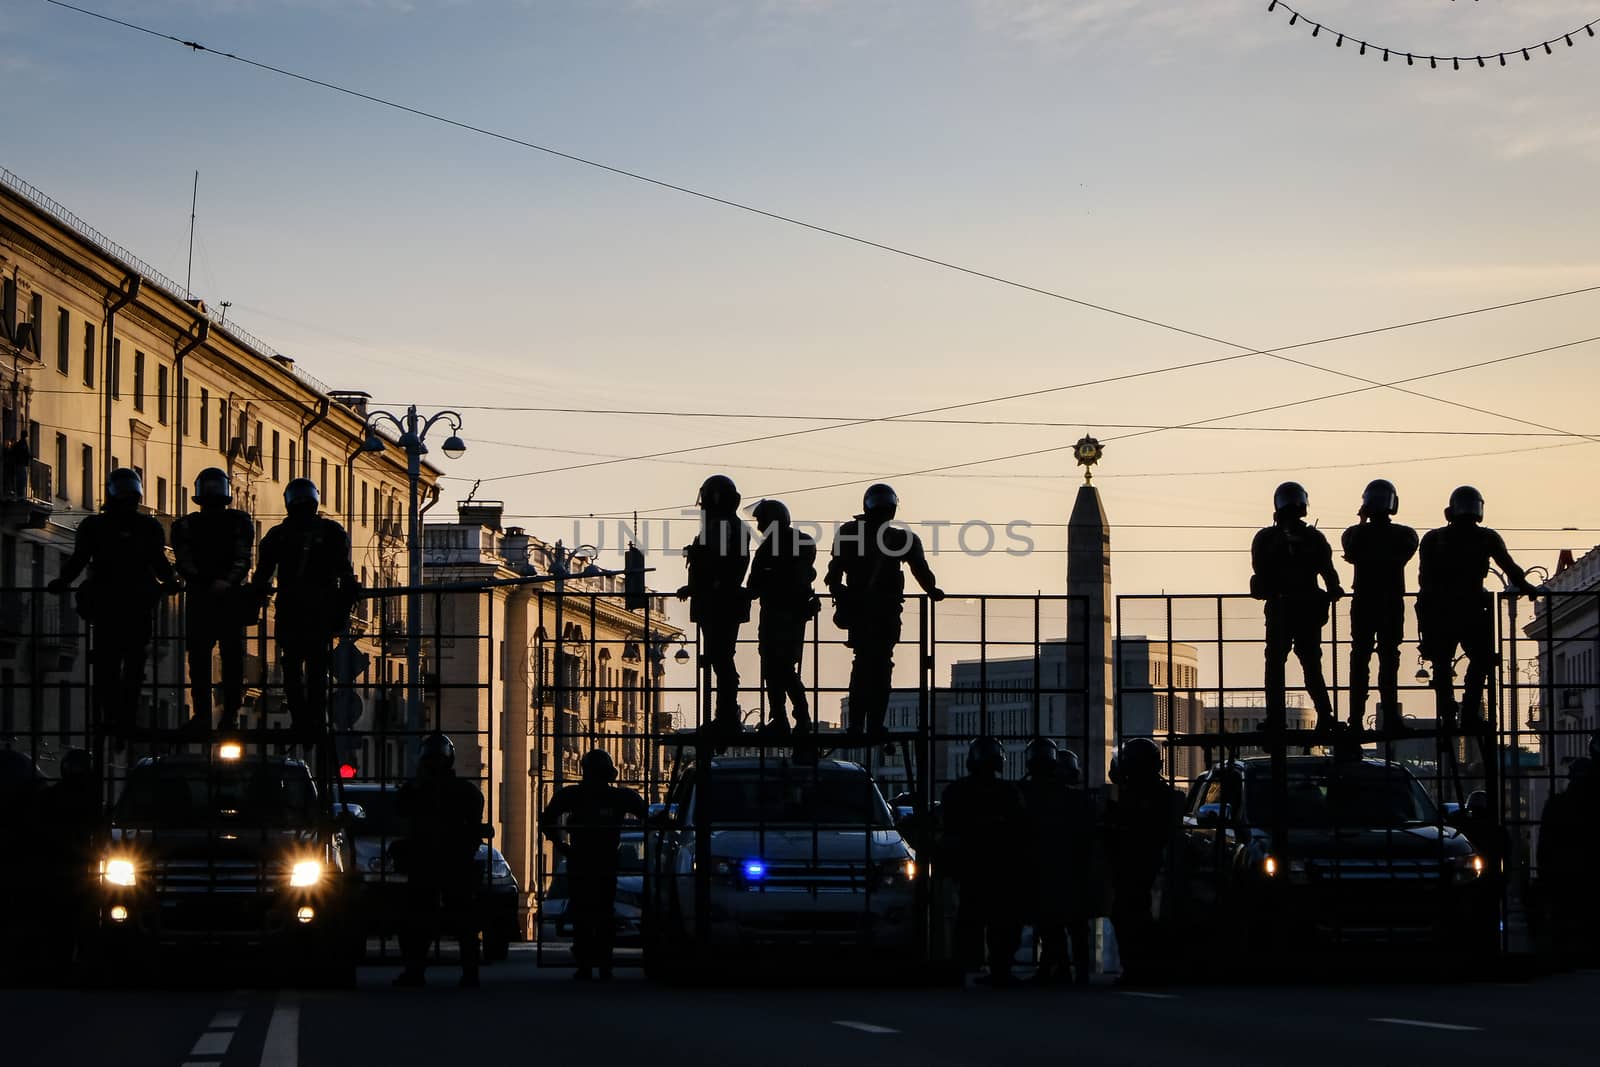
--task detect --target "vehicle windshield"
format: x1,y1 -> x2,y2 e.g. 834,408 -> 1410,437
1245,764 -> 1438,828
114,762 -> 319,828
697,771 -> 893,828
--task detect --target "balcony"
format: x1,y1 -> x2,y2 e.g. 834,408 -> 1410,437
0,459 -> 53,529
598,698 -> 621,722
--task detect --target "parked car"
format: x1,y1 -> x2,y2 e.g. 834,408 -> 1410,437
1177,756 -> 1493,950
94,749 -> 357,985
537,832 -> 646,946
337,781 -> 519,962
644,757 -> 918,970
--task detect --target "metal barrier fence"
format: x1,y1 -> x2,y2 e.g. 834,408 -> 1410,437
4,580 -> 1596,975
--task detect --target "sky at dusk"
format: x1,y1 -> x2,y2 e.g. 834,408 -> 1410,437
7,0 -> 1600,602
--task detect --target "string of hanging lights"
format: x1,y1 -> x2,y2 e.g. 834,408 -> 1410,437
1265,2 -> 1598,68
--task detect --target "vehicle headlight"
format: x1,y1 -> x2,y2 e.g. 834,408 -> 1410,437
290,860 -> 324,887
1263,855 -> 1278,878
874,858 -> 916,888
103,857 -> 137,887
1453,853 -> 1486,883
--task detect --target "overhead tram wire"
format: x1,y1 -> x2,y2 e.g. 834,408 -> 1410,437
46,1 -> 1600,462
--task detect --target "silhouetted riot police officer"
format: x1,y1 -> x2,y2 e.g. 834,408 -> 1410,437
393,732 -> 485,988
942,737 -> 1026,986
47,468 -> 179,740
1019,739 -> 1094,986
1417,486 -> 1541,732
1105,737 -> 1182,985
1251,482 -> 1345,732
1537,737 -> 1600,966
251,478 -> 359,743
539,748 -> 647,981
746,499 -> 819,737
826,484 -> 945,742
677,475 -> 751,741
171,467 -> 254,735
1341,478 -> 1418,733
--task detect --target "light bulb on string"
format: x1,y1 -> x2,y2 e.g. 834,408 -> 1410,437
1544,41 -> 1553,54
1289,12 -> 1297,25
1311,23 -> 1320,37
1335,34 -> 1343,47
1359,41 -> 1366,55
1498,53 -> 1506,65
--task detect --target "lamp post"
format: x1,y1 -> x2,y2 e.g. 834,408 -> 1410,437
547,541 -> 600,788
359,404 -> 467,728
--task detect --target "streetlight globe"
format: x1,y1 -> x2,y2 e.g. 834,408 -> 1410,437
441,435 -> 467,460
361,432 -> 385,453
674,646 -> 691,664
397,430 -> 422,452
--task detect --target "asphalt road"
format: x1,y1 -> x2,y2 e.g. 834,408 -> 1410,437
9,948 -> 1597,1067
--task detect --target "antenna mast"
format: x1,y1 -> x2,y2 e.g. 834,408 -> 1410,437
184,170 -> 199,299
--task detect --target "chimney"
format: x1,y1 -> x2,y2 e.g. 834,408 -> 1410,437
502,526 -> 534,572
329,390 -> 371,419
457,499 -> 504,532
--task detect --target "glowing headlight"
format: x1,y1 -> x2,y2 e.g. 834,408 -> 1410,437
1453,853 -> 1486,883
290,860 -> 324,887
1263,855 -> 1279,878
104,858 -> 137,887
217,741 -> 243,761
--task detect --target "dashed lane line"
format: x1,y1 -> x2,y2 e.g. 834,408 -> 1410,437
833,1021 -> 901,1034
1370,1018 -> 1483,1032
261,992 -> 301,1067
1117,991 -> 1179,1000
190,1031 -> 233,1058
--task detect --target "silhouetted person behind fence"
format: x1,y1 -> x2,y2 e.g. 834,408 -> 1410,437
826,483 -> 945,742
47,468 -> 179,742
31,748 -> 98,978
1019,739 -> 1094,986
4,432 -> 31,498
1251,481 -> 1344,733
393,732 -> 485,989
1341,478 -> 1418,734
540,748 -> 647,981
172,467 -> 254,735
251,478 -> 359,744
1106,737 -> 1182,986
678,474 -> 751,742
1417,486 -> 1541,732
1538,738 -> 1600,966
746,498 -> 819,738
942,737 -> 1026,986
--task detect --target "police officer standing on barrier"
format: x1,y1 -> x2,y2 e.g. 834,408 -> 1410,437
746,499 -> 819,738
1341,478 -> 1418,735
539,748 -> 647,981
677,475 -> 751,742
1019,739 -> 1094,986
1105,737 -> 1182,986
826,484 -> 944,743
1251,482 -> 1344,733
31,749 -> 98,979
1417,486 -> 1541,732
394,732 -> 485,988
171,467 -> 254,735
48,468 -> 179,742
251,478 -> 359,745
941,737 -> 1026,986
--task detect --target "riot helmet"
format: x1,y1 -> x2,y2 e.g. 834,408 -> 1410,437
1447,486 -> 1485,524
1464,790 -> 1491,820
1116,736 -> 1162,783
194,467 -> 233,506
284,477 -> 320,517
106,467 -> 143,509
416,731 -> 455,777
749,498 -> 791,533
697,474 -> 740,513
1359,478 -> 1398,519
1273,481 -> 1309,519
1059,747 -> 1083,787
1024,737 -> 1059,776
863,483 -> 899,519
581,748 -> 618,784
966,736 -> 1005,777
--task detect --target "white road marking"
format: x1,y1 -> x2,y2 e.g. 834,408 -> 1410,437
182,1062 -> 220,1067
261,993 -> 301,1067
833,1021 -> 900,1034
190,1032 -> 233,1056
1370,1017 -> 1483,1033
211,1010 -> 244,1030
1118,991 -> 1179,1000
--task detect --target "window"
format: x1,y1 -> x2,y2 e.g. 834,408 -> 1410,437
156,477 -> 168,515
271,431 -> 281,481
156,364 -> 169,425
82,322 -> 95,386
319,457 -> 328,498
29,294 -> 42,356
56,308 -> 69,374
132,350 -> 145,410
360,481 -> 368,526
334,465 -> 342,512
217,399 -> 228,455
288,441 -> 297,479
80,445 -> 94,510
254,421 -> 263,465
199,388 -> 210,444
54,434 -> 68,501
110,339 -> 121,399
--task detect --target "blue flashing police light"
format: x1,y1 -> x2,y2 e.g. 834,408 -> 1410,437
743,860 -> 766,880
